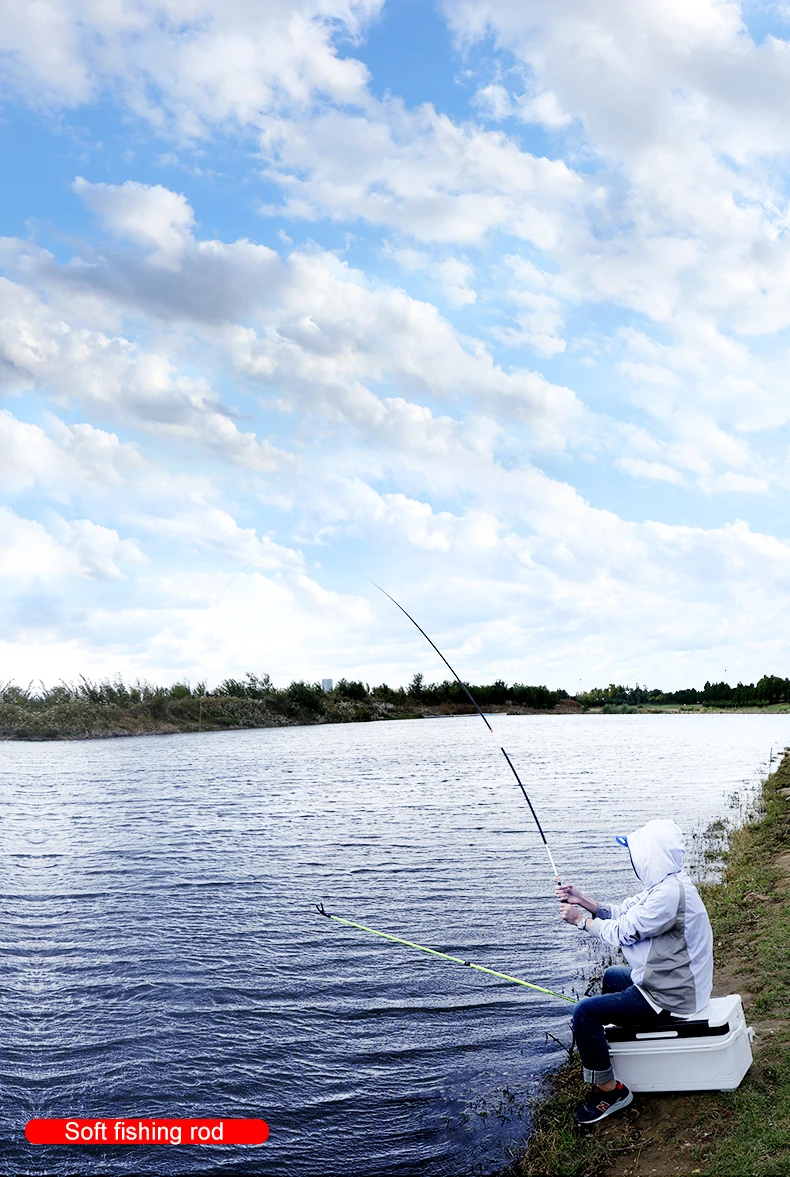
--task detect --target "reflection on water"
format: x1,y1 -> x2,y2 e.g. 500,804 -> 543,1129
1,713 -> 786,1176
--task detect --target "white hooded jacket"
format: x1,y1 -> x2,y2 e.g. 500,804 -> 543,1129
588,818 -> 714,1016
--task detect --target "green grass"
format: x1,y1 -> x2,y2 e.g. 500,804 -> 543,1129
693,749 -> 790,1175
509,1059 -> 628,1176
512,750 -> 790,1177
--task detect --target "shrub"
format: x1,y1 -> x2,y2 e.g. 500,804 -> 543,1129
286,681 -> 325,712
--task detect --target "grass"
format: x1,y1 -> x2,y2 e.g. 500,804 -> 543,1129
693,748 -> 790,1176
0,674 -> 574,740
511,749 -> 790,1177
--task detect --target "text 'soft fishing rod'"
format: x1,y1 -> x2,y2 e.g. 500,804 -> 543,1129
370,581 -> 561,885
315,904 -> 574,1004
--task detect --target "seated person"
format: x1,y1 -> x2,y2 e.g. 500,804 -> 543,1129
558,818 -> 714,1124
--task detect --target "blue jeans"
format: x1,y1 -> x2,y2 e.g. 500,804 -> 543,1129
572,966 -> 673,1085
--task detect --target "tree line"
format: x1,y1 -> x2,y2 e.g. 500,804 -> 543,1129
0,672 -> 568,713
2,672 -> 789,712
577,676 -> 790,708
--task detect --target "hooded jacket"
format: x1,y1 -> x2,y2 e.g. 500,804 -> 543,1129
588,818 -> 713,1016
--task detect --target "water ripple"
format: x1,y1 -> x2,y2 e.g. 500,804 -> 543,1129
0,713 -> 785,1175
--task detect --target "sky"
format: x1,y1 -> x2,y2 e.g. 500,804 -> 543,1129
2,0 -> 790,693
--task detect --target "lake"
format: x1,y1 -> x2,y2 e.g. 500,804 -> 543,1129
2,713 -> 787,1176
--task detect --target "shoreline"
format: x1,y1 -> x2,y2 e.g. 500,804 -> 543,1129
2,699 -> 790,741
0,698 -> 581,741
512,747 -> 790,1176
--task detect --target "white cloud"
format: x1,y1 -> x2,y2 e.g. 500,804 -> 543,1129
0,506 -> 79,580
0,269 -> 293,471
52,516 -> 148,580
132,498 -> 307,570
0,506 -> 144,582
489,257 -> 569,356
698,471 -> 770,494
258,101 -> 588,246
444,0 -> 790,320
616,457 -> 687,486
301,477 -> 503,553
73,178 -> 195,268
0,410 -> 144,495
2,203 -> 586,454
617,362 -> 679,388
446,1 -> 767,156
228,249 -> 585,448
0,0 -> 379,128
361,242 -> 479,305
432,259 -> 477,307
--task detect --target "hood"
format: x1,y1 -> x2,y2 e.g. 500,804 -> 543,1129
622,818 -> 685,889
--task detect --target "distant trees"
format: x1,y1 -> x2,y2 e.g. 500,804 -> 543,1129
285,681 -> 325,711
384,675 -> 566,708
333,678 -> 369,701
0,672 -> 570,715
214,673 -> 272,698
576,684 -> 661,707
755,675 -> 790,704
577,676 -> 790,708
2,670 -> 789,737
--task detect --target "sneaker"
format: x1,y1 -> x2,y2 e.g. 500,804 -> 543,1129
574,1081 -> 633,1125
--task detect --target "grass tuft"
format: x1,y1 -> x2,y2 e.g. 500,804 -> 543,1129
512,1060 -> 644,1176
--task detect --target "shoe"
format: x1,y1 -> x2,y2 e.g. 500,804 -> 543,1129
574,1081 -> 633,1124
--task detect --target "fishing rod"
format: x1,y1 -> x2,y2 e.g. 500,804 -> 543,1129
315,904 -> 574,1004
371,582 -> 561,885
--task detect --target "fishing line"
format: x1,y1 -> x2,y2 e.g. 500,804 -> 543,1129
370,581 -> 561,884
315,904 -> 574,1004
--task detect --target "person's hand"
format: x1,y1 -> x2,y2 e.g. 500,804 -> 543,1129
560,902 -> 586,927
557,883 -> 582,903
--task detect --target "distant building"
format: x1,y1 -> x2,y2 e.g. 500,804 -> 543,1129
321,679 -> 333,692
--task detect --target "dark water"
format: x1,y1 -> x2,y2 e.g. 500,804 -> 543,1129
1,713 -> 786,1176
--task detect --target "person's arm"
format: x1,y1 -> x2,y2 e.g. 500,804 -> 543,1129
588,878 -> 681,946
560,903 -> 594,931
556,883 -> 599,915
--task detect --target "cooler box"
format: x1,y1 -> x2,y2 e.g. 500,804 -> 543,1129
606,994 -> 753,1092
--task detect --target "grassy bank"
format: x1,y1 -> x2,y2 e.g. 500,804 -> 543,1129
512,748 -> 790,1177
0,674 -> 576,740
4,671 -> 790,740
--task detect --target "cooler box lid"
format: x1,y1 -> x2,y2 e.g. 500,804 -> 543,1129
605,994 -> 743,1043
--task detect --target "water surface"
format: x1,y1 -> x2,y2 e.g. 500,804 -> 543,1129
1,713 -> 787,1175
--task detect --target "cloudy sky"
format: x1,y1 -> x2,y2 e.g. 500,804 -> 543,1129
2,0 -> 790,692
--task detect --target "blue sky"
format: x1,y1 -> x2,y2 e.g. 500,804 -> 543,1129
2,0 -> 790,691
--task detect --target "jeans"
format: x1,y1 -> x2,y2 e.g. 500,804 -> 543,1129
572,965 -> 673,1085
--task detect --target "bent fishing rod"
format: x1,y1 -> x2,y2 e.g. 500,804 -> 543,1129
371,581 -> 561,885
315,903 -> 574,1004
316,587 -> 567,1002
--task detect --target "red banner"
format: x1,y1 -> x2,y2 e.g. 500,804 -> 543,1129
25,1118 -> 269,1145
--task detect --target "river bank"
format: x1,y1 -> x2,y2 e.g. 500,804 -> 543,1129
3,670 -> 790,740
0,695 -> 584,740
514,747 -> 790,1177
3,694 -> 790,741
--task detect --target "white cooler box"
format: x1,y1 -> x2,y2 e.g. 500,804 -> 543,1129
606,994 -> 753,1093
